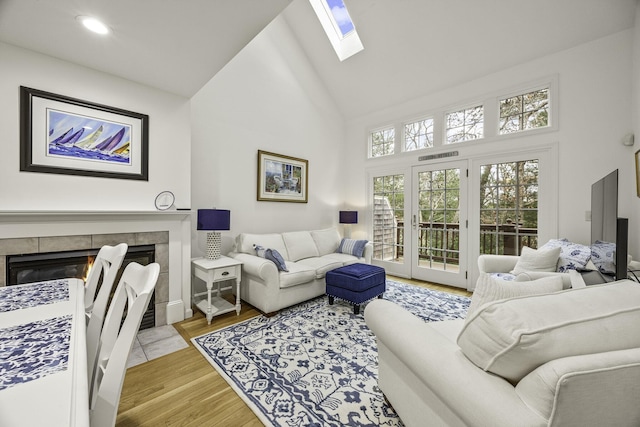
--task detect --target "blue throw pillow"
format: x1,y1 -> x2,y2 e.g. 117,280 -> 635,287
591,240 -> 616,275
336,238 -> 368,258
254,245 -> 288,272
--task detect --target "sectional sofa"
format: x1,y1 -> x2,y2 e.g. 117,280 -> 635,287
229,227 -> 372,314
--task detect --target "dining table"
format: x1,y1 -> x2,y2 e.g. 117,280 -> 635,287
0,278 -> 90,427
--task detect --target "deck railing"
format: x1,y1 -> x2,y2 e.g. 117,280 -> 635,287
374,221 -> 538,262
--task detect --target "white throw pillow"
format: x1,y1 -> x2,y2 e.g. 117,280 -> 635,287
510,246 -> 561,275
457,281 -> 640,383
466,273 -> 563,321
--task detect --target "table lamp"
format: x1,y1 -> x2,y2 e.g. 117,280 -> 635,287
197,209 -> 230,260
339,210 -> 358,238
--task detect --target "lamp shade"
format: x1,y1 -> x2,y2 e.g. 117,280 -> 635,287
339,211 -> 358,224
197,209 -> 230,231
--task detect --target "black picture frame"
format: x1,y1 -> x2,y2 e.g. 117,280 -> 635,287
20,86 -> 149,181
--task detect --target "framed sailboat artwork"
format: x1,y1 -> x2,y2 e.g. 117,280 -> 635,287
19,86 -> 149,180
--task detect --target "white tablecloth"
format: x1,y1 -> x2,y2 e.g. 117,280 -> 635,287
0,279 -> 89,427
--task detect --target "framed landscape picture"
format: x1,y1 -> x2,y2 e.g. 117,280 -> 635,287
20,86 -> 149,180
257,150 -> 308,203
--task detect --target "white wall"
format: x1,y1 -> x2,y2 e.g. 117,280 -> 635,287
345,30 -> 636,256
190,16 -> 345,257
632,3 -> 640,260
0,42 -> 191,211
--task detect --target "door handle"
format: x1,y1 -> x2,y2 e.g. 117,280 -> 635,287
412,214 -> 417,230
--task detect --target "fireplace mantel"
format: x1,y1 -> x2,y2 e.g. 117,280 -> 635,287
0,210 -> 193,324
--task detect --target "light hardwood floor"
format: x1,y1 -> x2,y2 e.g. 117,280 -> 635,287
116,276 -> 471,426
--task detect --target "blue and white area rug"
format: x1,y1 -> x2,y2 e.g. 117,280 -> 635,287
192,280 -> 470,427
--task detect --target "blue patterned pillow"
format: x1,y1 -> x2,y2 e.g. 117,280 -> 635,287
336,238 -> 368,258
254,245 -> 288,272
591,240 -> 616,275
540,239 -> 591,272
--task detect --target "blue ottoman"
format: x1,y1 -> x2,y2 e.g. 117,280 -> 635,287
325,263 -> 386,314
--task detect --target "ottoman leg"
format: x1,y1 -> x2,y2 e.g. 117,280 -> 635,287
354,304 -> 360,315
378,293 -> 384,299
328,295 -> 335,305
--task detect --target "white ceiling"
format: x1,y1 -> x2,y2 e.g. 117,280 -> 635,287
284,0 -> 638,118
0,0 -> 292,97
0,0 -> 637,119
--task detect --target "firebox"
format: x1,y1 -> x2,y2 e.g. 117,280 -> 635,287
6,245 -> 156,329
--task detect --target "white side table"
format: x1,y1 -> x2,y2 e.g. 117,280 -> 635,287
192,256 -> 243,325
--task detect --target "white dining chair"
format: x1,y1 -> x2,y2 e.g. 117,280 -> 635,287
89,262 -> 160,427
85,243 -> 128,321
85,243 -> 128,382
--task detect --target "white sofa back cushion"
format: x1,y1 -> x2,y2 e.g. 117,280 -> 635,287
282,231 -> 320,262
457,280 -> 640,383
516,348 -> 640,426
236,233 -> 289,260
310,228 -> 341,256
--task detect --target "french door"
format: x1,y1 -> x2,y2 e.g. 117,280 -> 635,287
411,162 -> 468,287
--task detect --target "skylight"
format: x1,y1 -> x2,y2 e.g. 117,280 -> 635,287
309,0 -> 363,61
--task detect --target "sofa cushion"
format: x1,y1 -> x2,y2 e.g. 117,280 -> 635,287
515,348 -> 640,424
296,257 -> 343,279
237,233 -> 288,260
282,231 -> 320,262
278,262 -> 317,288
322,253 -> 361,265
510,246 -> 561,275
336,238 -> 368,258
467,273 -> 563,320
539,239 -> 591,272
457,280 -> 640,383
310,228 -> 341,256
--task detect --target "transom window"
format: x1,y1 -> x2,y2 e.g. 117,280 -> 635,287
371,128 -> 395,158
499,88 -> 549,134
404,118 -> 434,152
445,105 -> 484,144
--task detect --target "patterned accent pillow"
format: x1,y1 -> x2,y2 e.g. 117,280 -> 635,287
591,240 -> 616,275
336,238 -> 368,258
254,245 -> 289,272
540,239 -> 591,272
489,272 -> 516,281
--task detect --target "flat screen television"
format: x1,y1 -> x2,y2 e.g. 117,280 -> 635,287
590,169 -> 628,281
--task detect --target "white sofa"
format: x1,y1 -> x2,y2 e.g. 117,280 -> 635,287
365,279 -> 640,427
229,228 -> 372,314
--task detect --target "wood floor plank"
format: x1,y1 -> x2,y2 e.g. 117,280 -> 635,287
116,276 -> 470,426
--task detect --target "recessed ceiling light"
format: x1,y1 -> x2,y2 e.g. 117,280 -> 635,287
76,16 -> 110,35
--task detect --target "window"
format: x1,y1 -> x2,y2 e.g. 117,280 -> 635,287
499,88 -> 549,134
309,0 -> 364,61
479,159 -> 539,255
372,174 -> 404,262
404,118 -> 433,152
370,128 -> 395,157
445,105 -> 484,144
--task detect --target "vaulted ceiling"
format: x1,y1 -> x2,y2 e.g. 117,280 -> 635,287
0,0 -> 636,119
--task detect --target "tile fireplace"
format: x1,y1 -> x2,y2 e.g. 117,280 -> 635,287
6,244 -> 157,329
0,211 -> 193,326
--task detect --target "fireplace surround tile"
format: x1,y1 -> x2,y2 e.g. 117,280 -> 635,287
155,243 -> 169,273
92,233 -> 137,248
0,237 -> 38,255
136,231 -> 169,245
40,235 -> 92,253
156,272 -> 169,304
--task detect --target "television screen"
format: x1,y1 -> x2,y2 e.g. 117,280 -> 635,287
590,169 -> 628,281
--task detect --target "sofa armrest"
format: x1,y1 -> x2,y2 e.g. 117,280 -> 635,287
365,299 -> 545,426
228,252 -> 279,285
516,271 -> 573,289
363,242 -> 373,264
477,254 -> 519,273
